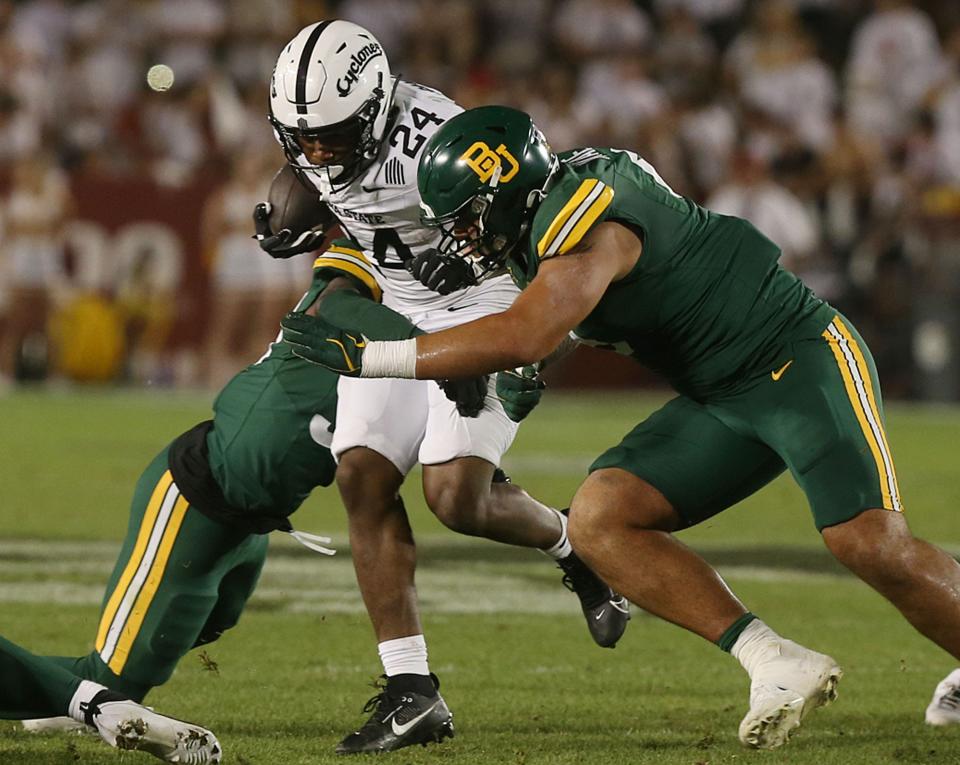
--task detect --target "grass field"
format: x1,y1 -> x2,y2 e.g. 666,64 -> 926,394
1,388 -> 960,764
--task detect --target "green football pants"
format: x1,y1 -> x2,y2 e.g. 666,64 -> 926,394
48,446 -> 268,701
0,634 -> 80,720
592,314 -> 902,530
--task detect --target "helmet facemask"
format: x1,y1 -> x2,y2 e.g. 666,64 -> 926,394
270,73 -> 390,188
269,20 -> 395,190
421,166 -> 519,284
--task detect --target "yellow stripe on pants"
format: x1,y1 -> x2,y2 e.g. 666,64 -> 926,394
95,471 -> 173,652
822,319 -> 901,512
107,492 -> 189,674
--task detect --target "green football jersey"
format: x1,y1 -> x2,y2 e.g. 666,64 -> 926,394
205,239 -> 400,520
509,148 -> 834,399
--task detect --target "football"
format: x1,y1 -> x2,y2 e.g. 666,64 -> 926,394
267,164 -> 335,235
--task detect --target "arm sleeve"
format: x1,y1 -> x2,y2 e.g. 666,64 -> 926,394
318,289 -> 423,341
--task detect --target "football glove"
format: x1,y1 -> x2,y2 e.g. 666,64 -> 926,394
253,202 -> 327,259
496,365 -> 545,422
406,248 -> 477,295
437,375 -> 489,418
281,311 -> 365,376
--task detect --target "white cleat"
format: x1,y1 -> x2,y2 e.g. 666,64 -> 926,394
90,695 -> 222,764
926,668 -> 960,726
22,716 -> 89,734
738,639 -> 842,749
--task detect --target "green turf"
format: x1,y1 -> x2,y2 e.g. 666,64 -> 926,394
1,388 -> 960,763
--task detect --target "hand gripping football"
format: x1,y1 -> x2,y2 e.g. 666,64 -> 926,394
267,164 -> 335,236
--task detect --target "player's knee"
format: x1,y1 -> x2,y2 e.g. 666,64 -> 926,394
823,509 -> 914,580
425,480 -> 487,535
336,448 -> 402,511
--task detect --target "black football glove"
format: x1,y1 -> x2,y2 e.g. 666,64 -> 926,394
253,202 -> 327,259
437,375 -> 489,418
406,248 -> 477,295
496,366 -> 545,422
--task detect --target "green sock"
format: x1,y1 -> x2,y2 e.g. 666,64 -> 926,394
716,612 -> 758,653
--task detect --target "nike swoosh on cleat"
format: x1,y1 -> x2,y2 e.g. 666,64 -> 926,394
390,701 -> 441,737
595,609 -> 606,620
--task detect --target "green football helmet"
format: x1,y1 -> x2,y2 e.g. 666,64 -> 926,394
418,105 -> 558,282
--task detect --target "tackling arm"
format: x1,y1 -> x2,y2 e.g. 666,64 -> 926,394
281,221 -> 642,380
413,222 -> 640,379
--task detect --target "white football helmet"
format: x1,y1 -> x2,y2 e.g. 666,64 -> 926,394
269,20 -> 395,185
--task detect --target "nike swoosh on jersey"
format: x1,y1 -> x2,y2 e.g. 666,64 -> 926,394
446,303 -> 480,312
390,700 -> 441,737
361,185 -> 385,193
771,360 -> 794,381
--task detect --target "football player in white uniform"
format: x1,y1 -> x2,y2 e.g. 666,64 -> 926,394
253,20 -> 630,754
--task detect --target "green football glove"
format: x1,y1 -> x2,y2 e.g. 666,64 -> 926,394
281,311 -> 366,376
496,365 -> 545,422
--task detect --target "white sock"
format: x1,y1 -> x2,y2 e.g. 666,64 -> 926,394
541,509 -> 572,560
378,635 -> 429,677
730,619 -> 781,678
67,680 -> 109,724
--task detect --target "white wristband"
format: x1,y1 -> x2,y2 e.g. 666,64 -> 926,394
360,338 -> 418,378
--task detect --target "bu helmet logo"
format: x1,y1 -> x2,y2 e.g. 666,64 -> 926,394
461,142 -> 519,183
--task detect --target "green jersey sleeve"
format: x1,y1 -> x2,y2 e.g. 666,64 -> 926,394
311,238 -> 383,302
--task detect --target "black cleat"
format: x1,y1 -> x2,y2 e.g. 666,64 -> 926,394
557,535 -> 630,648
335,674 -> 454,755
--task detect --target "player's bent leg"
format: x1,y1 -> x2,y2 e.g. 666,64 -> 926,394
193,538 -> 269,649
822,508 -> 960,661
423,458 -> 629,647
569,468 -> 748,642
926,668 -> 960,725
422,456 -> 559,545
38,455 -> 264,713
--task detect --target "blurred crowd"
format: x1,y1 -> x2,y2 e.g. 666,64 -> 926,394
1,0 -> 960,397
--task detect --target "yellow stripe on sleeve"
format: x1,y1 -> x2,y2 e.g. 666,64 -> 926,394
95,470 -> 172,652
536,179 -> 600,259
312,256 -> 383,302
553,184 -> 615,256
319,245 -> 369,264
107,492 -> 190,674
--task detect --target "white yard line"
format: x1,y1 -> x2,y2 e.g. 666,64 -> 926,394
0,538 -> 880,614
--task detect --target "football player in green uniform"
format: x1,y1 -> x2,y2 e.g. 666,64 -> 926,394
282,105 -> 960,748
0,632 -> 221,763
27,239 -> 537,754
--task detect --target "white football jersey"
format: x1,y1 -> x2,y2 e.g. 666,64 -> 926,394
301,80 -> 519,330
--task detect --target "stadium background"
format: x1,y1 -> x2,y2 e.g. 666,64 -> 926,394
1,0 -> 960,397
3,2 -> 960,763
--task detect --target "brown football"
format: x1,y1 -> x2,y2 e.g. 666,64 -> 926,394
267,164 -> 335,235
